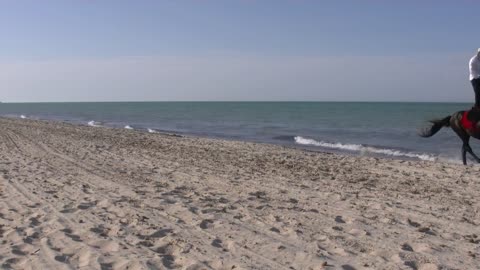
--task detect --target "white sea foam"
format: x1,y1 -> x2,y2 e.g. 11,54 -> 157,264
125,125 -> 134,130
147,128 -> 158,133
20,115 -> 26,119
87,120 -> 101,127
294,136 -> 436,161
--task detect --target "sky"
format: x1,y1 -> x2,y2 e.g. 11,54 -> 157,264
0,0 -> 478,102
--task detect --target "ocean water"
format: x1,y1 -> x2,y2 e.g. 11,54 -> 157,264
0,102 -> 474,162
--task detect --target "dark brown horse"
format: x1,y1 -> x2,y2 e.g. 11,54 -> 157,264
420,111 -> 480,165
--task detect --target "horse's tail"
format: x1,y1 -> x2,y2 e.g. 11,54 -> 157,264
419,115 -> 451,138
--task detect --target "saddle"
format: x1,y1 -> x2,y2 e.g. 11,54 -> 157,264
462,109 -> 480,131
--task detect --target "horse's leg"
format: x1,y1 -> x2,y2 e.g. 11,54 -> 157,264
462,143 -> 468,165
454,128 -> 470,165
460,135 -> 480,164
464,141 -> 480,163
451,114 -> 471,165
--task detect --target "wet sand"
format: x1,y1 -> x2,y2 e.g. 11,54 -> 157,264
0,117 -> 479,270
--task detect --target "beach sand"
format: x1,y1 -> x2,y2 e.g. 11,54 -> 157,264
0,117 -> 479,270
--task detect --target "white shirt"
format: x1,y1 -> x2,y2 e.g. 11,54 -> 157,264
470,54 -> 480,80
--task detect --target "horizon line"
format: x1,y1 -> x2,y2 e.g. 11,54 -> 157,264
0,100 -> 473,104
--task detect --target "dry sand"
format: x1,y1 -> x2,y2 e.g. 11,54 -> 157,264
0,117 -> 479,270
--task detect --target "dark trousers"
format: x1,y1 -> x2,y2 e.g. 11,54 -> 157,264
468,78 -> 480,121
473,78 -> 480,108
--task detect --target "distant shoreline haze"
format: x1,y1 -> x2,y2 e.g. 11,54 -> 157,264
0,101 -> 474,104
0,54 -> 473,103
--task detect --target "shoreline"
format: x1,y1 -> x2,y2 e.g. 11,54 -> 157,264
0,117 -> 479,269
6,115 -> 440,163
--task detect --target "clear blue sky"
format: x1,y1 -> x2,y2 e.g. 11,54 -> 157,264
0,0 -> 478,102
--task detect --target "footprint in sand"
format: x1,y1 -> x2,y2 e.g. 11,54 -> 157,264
150,228 -> 173,238
463,234 -> 480,244
211,238 -> 232,253
95,199 -> 110,208
11,244 -> 35,256
137,228 -> 173,247
61,228 -> 83,242
82,184 -> 94,194
199,219 -> 214,229
155,243 -> 184,269
90,224 -> 120,237
54,254 -> 70,263
270,227 -> 281,233
401,242 -> 433,253
77,202 -> 95,210
2,257 -> 29,269
60,203 -> 79,214
211,238 -> 223,248
92,239 -> 120,253
407,218 -> 421,228
396,251 -> 439,270
26,202 -> 41,209
348,228 -> 368,237
28,215 -> 43,227
138,239 -> 155,248
332,226 -> 344,232
335,216 -> 346,223
98,257 -> 135,270
335,215 -> 354,224
55,248 -> 92,268
23,231 -> 41,244
401,243 -> 414,252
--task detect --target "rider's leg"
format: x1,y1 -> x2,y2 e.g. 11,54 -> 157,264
473,78 -> 480,108
468,78 -> 480,121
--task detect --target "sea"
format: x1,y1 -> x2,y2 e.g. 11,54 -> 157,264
0,102 -> 474,163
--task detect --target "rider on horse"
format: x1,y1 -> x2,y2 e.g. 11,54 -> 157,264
419,48 -> 480,165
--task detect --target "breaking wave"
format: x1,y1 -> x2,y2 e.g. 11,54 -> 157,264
147,128 -> 158,133
124,125 -> 134,130
20,115 -> 27,119
294,136 -> 436,161
87,120 -> 102,127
